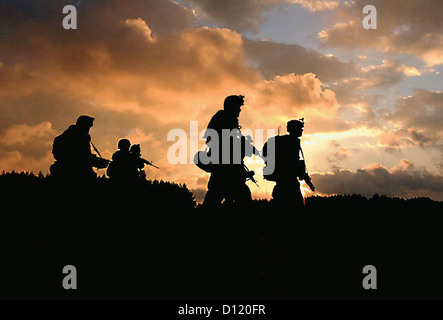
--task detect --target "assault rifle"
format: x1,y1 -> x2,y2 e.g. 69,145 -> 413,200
244,164 -> 259,188
90,141 -> 110,169
141,158 -> 159,169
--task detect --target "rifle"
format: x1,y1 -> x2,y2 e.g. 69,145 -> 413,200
299,146 -> 315,192
303,175 -> 316,192
244,164 -> 259,188
90,141 -> 104,158
141,158 -> 160,169
90,141 -> 110,168
244,134 -> 262,158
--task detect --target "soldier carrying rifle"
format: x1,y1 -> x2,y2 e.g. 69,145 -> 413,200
107,140 -> 159,183
197,95 -> 261,208
129,144 -> 159,180
262,118 -> 315,209
50,115 -> 110,182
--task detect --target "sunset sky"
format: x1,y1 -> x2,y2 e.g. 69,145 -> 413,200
0,0 -> 442,201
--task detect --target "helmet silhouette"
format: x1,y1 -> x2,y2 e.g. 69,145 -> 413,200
118,139 -> 131,151
287,118 -> 304,134
224,95 -> 245,110
76,115 -> 95,128
130,144 -> 141,156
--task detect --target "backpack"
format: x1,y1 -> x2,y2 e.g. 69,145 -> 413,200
262,135 -> 305,182
193,148 -> 215,173
52,131 -> 70,161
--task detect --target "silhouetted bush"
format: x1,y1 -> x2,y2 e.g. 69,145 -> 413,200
0,171 -> 196,211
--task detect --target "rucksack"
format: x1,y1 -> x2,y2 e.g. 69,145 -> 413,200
52,131 -> 70,161
193,148 -> 215,173
262,135 -> 305,181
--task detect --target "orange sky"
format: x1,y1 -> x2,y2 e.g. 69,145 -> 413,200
0,0 -> 442,201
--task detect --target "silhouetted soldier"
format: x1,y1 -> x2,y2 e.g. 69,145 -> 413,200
262,119 -> 315,209
201,95 -> 259,207
50,115 -> 109,182
130,144 -> 159,180
107,139 -> 139,183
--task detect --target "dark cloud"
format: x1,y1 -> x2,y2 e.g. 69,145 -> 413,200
381,89 -> 443,150
312,160 -> 443,200
388,89 -> 443,134
243,39 -> 357,82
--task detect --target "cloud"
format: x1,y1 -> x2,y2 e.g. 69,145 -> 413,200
327,140 -> 351,170
319,0 -> 443,66
312,160 -> 443,200
243,39 -> 357,82
290,0 -> 339,11
327,60 -> 423,130
254,73 -> 337,110
184,0 -> 339,33
330,60 -> 415,106
1,122 -> 54,147
381,89 -> 443,150
245,72 -> 353,134
183,0 -> 284,33
0,0 -> 261,121
0,122 -> 56,172
124,18 -> 157,43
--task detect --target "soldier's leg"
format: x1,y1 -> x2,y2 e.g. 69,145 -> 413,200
202,173 -> 224,208
271,183 -> 284,207
235,183 -> 252,205
294,181 -> 305,209
272,181 -> 304,210
203,189 -> 224,208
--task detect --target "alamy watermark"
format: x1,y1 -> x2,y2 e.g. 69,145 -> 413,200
62,5 -> 77,30
362,5 -> 377,30
62,4 -> 378,31
62,265 -> 77,290
166,121 -> 276,170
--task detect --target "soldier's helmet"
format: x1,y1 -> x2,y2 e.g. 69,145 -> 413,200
287,118 -> 304,134
118,138 -> 131,151
76,115 -> 95,128
224,95 -> 245,110
130,144 -> 141,156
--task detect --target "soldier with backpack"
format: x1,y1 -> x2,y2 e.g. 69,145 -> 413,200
262,119 -> 315,209
197,95 -> 260,208
50,115 -> 109,182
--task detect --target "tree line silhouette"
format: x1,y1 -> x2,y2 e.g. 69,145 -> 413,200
1,170 -> 440,211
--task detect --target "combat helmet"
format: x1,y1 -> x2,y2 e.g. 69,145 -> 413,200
287,118 -> 304,134
224,95 -> 245,110
76,115 -> 95,128
118,138 -> 131,151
